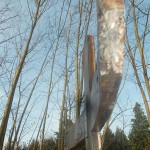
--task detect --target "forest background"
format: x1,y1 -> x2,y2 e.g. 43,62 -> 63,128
0,0 -> 150,150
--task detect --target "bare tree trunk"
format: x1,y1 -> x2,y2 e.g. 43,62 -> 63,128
101,117 -> 110,150
11,50 -> 49,150
131,0 -> 150,124
58,54 -> 68,150
131,0 -> 150,99
39,0 -> 71,145
58,15 -> 70,150
78,54 -> 84,109
0,3 -> 40,149
126,35 -> 150,125
17,97 -> 39,146
27,106 -> 44,150
33,117 -> 44,150
40,50 -> 56,150
7,85 -> 22,150
75,0 -> 84,120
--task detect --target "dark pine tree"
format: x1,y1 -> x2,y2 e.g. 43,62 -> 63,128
129,102 -> 150,150
113,127 -> 129,150
103,128 -> 115,150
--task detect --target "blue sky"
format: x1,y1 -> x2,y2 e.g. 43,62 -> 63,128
0,0 -> 150,146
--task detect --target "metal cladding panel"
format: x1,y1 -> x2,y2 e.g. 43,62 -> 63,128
64,0 -> 125,149
90,0 -> 125,131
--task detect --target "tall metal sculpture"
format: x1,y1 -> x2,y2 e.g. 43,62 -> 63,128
64,0 -> 125,149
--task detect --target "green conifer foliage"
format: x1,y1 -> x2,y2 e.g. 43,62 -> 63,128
114,127 -> 129,150
103,128 -> 115,150
129,102 -> 150,150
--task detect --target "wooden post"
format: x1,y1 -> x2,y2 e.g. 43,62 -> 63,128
84,36 -> 101,150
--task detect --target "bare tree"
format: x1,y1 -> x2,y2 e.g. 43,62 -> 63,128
75,0 -> 85,120
125,0 -> 150,125
0,0 -> 48,148
58,9 -> 71,149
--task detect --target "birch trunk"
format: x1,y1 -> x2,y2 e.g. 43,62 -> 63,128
58,19 -> 70,150
130,0 -> 150,125
75,0 -> 84,120
40,50 -> 56,150
11,49 -> 50,150
0,3 -> 40,149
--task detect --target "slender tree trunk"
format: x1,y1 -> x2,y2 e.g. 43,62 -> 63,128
40,50 -> 56,150
11,46 -> 51,149
40,0 -> 71,146
75,0 -> 84,120
27,107 -> 44,150
33,117 -> 44,150
132,1 -> 150,123
101,117 -> 110,150
0,3 -> 40,149
126,35 -> 150,125
17,97 -> 39,146
131,1 -> 150,99
58,17 -> 70,150
7,88 -> 22,150
58,59 -> 68,150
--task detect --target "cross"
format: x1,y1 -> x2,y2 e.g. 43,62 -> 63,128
64,0 -> 125,149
